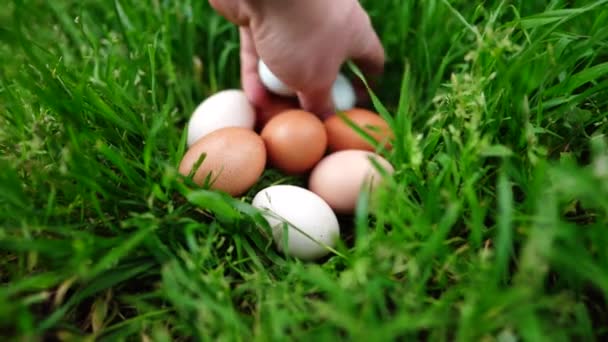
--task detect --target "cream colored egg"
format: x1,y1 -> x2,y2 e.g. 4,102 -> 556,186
252,185 -> 340,261
187,89 -> 256,147
308,150 -> 394,214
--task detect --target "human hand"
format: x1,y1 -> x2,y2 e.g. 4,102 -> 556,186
209,0 -> 385,119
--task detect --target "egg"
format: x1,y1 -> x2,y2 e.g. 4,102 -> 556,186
324,108 -> 393,152
252,185 -> 340,261
260,109 -> 327,174
179,127 -> 266,196
187,89 -> 256,147
258,60 -> 296,97
308,150 -> 394,214
332,73 -> 356,111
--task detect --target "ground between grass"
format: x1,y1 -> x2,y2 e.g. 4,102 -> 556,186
1,0 -> 608,340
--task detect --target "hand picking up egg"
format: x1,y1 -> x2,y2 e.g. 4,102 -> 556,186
252,185 -> 340,261
258,59 -> 357,112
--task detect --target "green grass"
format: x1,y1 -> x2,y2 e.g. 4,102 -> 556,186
1,0 -> 608,340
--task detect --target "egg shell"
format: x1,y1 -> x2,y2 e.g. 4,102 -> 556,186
179,127 -> 266,196
252,185 -> 340,261
332,73 -> 356,111
258,60 -> 296,97
260,109 -> 328,174
324,108 -> 393,152
187,89 -> 255,147
308,150 -> 394,214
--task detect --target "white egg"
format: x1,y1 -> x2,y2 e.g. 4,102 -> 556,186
258,60 -> 296,97
187,89 -> 256,147
332,73 -> 356,111
252,185 -> 340,261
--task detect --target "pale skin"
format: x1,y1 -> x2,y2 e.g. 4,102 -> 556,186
208,0 -> 385,119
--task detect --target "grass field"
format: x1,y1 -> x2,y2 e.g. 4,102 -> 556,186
1,0 -> 608,340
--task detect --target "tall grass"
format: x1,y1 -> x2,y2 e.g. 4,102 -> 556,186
1,0 -> 607,340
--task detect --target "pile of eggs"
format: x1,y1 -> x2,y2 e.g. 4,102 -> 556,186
179,64 -> 394,261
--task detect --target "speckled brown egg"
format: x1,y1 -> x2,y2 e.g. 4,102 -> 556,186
308,149 -> 394,214
178,127 -> 266,196
324,108 -> 393,152
260,109 -> 327,174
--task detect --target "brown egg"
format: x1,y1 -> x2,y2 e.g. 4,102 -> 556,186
308,150 -> 394,214
324,108 -> 393,152
260,109 -> 327,174
178,127 -> 266,196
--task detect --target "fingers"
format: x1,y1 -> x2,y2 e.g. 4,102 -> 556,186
344,10 -> 384,109
348,11 -> 385,76
242,25 -> 335,119
239,27 -> 270,108
208,0 -> 251,25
